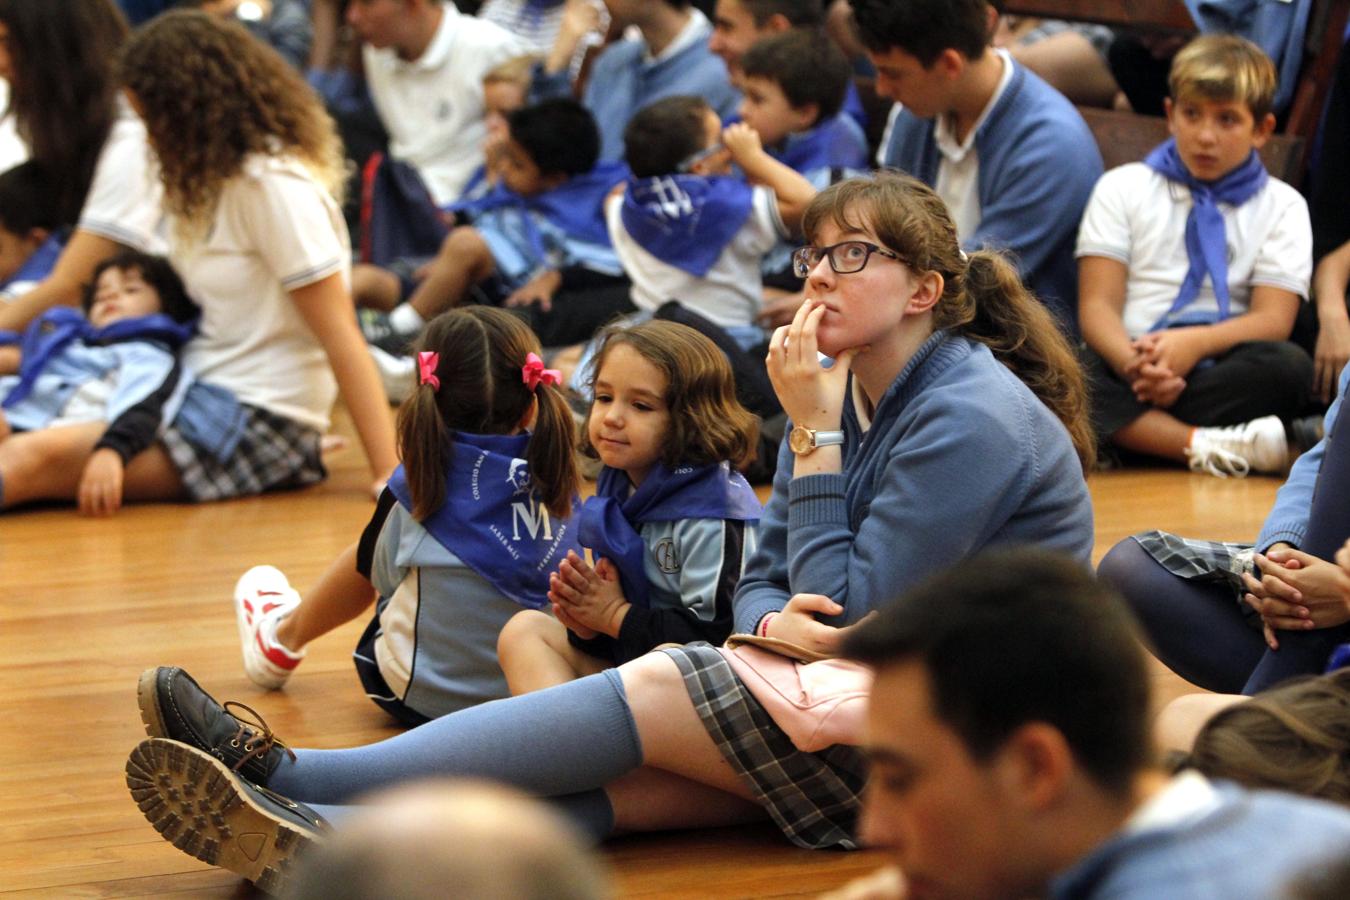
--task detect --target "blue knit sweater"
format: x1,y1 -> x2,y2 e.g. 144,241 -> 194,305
734,331 -> 1094,634
1049,781 -> 1350,899
880,61 -> 1102,333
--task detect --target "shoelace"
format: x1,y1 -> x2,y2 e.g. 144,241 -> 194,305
223,700 -> 297,771
1185,443 -> 1250,478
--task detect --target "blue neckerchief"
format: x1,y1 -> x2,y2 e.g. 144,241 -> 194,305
1,306 -> 196,409
451,161 -> 629,258
0,233 -> 65,293
773,114 -> 870,173
1328,642 -> 1350,673
1143,138 -> 1268,331
619,174 -> 754,277
578,462 -> 761,608
387,431 -> 582,610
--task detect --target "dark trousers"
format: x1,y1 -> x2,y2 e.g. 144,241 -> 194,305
1099,395 -> 1350,693
1084,340 -> 1314,439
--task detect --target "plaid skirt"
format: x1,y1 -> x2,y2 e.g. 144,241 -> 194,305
161,403 -> 326,502
663,643 -> 867,850
1132,529 -> 1261,627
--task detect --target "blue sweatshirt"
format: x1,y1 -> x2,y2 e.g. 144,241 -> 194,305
734,331 -> 1094,635
880,60 -> 1102,333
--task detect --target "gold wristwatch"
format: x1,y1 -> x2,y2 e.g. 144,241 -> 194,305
788,425 -> 845,456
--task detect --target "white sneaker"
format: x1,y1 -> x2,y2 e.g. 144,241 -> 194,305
368,344 -> 415,404
234,565 -> 305,689
1186,415 -> 1289,478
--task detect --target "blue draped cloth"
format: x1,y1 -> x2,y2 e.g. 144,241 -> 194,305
387,431 -> 583,610
774,113 -> 870,173
1143,138 -> 1268,331
619,174 -> 754,277
0,306 -> 195,409
578,462 -> 761,607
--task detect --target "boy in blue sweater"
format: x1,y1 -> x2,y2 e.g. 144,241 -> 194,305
852,0 -> 1101,332
1077,36 -> 1313,478
834,550 -> 1350,900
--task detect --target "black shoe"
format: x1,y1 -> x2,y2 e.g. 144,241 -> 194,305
137,667 -> 294,786
126,738 -> 325,895
359,308 -> 415,357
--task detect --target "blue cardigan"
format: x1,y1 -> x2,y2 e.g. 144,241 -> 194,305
880,60 -> 1102,333
532,19 -> 739,163
733,330 -> 1094,634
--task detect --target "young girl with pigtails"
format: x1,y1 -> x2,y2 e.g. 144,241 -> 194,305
230,306 -> 584,725
496,319 -> 763,694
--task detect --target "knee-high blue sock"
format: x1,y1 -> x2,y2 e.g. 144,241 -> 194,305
270,668 -> 642,810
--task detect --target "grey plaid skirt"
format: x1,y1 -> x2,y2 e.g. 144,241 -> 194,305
161,403 -> 326,502
1132,530 -> 1257,600
663,643 -> 867,850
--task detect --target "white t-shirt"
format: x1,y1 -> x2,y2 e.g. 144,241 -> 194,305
605,185 -> 786,328
78,98 -> 165,253
932,49 -> 1014,242
363,7 -> 524,207
1076,162 -> 1312,339
174,155 -> 349,431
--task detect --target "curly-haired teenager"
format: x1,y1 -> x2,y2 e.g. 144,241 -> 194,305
125,173 -> 1094,892
27,9 -> 397,507
0,0 -> 165,334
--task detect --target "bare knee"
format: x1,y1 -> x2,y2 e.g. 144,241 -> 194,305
497,609 -> 558,660
352,264 -> 402,311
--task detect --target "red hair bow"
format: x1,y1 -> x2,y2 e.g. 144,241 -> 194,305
521,352 -> 561,391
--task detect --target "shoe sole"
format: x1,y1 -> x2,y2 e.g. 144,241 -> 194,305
126,738 -> 313,894
138,667 -> 170,740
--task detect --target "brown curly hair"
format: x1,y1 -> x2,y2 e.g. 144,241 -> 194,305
802,171 -> 1096,472
116,10 -> 345,241
582,320 -> 759,471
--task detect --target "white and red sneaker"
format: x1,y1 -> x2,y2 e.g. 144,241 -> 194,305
234,565 -> 305,690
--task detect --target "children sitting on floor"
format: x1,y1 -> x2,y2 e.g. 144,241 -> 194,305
0,251 -> 198,515
0,162 -> 65,301
1077,35 -> 1314,478
361,98 -> 630,360
603,94 -> 816,355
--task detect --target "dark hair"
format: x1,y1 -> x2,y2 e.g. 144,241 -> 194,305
81,250 -> 199,325
738,0 -> 825,27
623,96 -> 712,178
0,161 -> 61,236
507,98 -> 600,179
1187,667 -> 1350,805
741,29 -> 851,122
0,0 -> 128,226
802,172 -> 1095,470
397,307 -> 579,522
843,550 -> 1153,794
848,0 -> 989,66
583,320 -> 759,470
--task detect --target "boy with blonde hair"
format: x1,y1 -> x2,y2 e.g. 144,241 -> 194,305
1077,35 -> 1313,477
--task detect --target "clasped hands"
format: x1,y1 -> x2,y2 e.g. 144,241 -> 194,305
1241,540 -> 1350,650
1121,329 -> 1208,409
548,549 -> 629,639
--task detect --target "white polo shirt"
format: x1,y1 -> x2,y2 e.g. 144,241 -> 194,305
363,7 -> 525,207
932,48 -> 1014,242
173,155 -> 349,430
78,98 -> 165,253
1076,162 -> 1311,339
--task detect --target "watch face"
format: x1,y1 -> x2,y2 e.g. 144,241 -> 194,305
789,426 -> 812,454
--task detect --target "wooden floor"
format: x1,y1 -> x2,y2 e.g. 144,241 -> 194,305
0,406 -> 1282,898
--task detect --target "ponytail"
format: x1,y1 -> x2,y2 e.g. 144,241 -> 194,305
396,384 -> 454,522
527,381 -> 580,519
955,252 -> 1097,472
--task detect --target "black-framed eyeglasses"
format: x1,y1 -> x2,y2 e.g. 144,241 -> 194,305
792,241 -> 905,278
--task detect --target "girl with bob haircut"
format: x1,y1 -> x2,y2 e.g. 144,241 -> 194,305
499,319 -> 762,693
0,0 -> 164,334
127,173 -> 1095,890
43,9 -> 397,507
232,306 -> 584,724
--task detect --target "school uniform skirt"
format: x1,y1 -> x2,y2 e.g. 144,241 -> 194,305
662,643 -> 867,850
